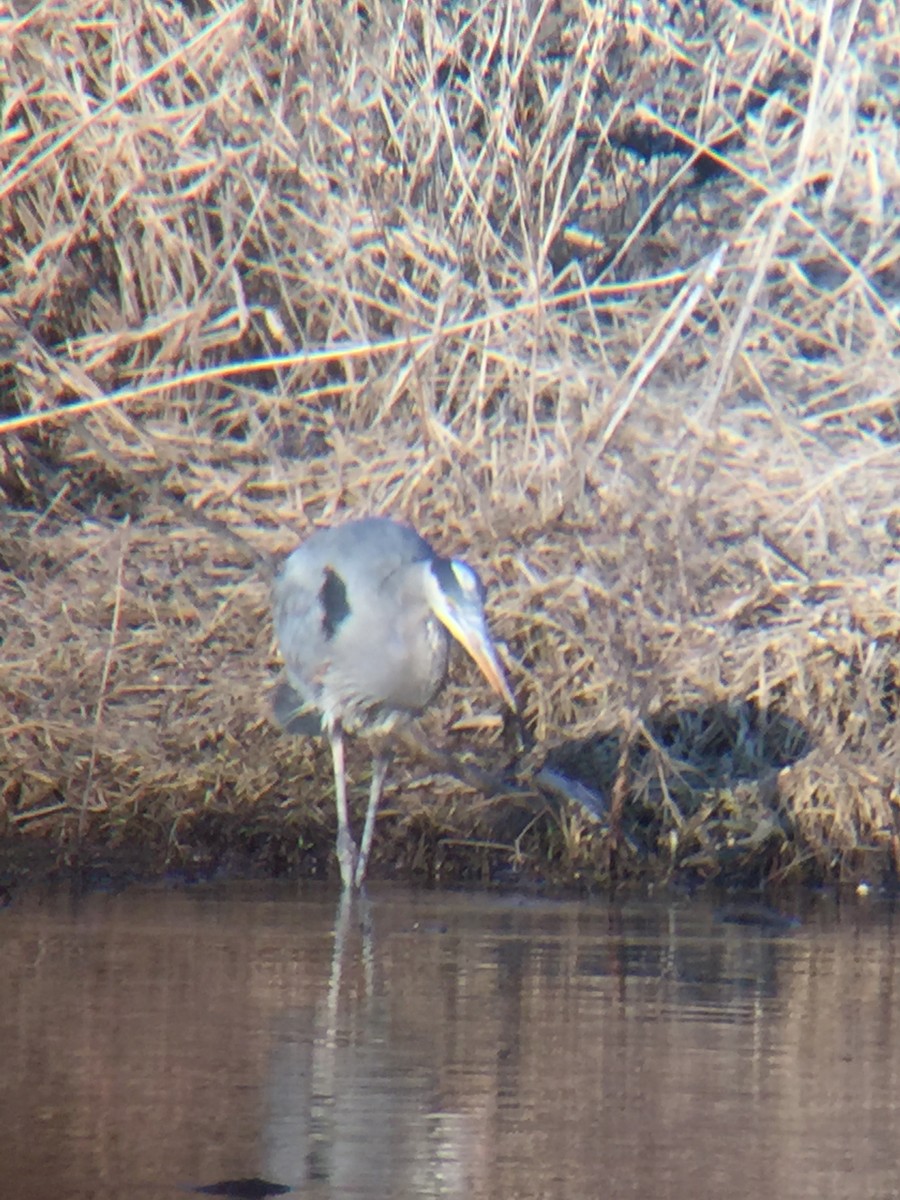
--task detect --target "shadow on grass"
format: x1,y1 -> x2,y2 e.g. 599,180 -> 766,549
526,698 -> 815,888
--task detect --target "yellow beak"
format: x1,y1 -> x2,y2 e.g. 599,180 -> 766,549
433,598 -> 517,711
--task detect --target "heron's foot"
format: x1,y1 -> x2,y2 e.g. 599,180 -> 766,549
335,826 -> 360,890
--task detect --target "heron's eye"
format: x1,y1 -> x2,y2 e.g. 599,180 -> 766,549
449,560 -> 486,605
431,556 -> 486,606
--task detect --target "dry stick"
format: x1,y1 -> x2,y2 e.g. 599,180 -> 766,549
601,710 -> 637,876
593,242 -> 727,455
11,801 -> 70,827
78,519 -> 129,836
537,14 -> 607,255
596,142 -> 711,287
660,0 -> 848,582
73,422 -> 270,574
20,327 -> 266,550
0,3 -> 247,203
0,270 -> 694,438
633,108 -> 898,336
691,0 -> 848,449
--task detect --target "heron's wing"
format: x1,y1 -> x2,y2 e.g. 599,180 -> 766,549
272,549 -> 333,711
272,519 -> 442,726
272,678 -> 323,736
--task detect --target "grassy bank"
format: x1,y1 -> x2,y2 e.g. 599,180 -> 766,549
1,0 -> 898,889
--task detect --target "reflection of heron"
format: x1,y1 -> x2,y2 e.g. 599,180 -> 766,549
272,518 -> 516,889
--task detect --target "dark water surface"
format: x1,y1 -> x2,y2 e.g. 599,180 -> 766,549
2,883 -> 899,1200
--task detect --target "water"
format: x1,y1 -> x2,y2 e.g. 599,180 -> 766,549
2,883 -> 899,1200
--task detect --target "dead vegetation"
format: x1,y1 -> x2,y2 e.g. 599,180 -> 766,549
1,0 -> 899,888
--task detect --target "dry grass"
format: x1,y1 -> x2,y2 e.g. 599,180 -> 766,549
1,0 -> 899,888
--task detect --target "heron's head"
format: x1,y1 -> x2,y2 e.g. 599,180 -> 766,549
424,557 -> 516,710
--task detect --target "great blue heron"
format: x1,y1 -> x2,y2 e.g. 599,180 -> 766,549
272,517 -> 516,889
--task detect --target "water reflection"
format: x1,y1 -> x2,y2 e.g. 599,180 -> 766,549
2,884 -> 899,1200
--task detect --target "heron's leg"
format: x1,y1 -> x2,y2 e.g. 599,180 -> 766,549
329,721 -> 358,890
353,747 -> 393,889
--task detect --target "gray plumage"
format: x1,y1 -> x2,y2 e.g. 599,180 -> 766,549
272,517 -> 515,889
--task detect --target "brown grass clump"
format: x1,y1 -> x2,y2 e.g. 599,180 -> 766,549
1,0 -> 899,889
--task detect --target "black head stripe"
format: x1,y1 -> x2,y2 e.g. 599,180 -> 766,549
319,566 -> 351,639
431,555 -> 485,605
431,555 -> 458,596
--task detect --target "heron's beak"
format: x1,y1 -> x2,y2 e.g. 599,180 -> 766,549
433,596 -> 517,711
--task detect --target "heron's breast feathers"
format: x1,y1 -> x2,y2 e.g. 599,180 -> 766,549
273,541 -> 452,732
